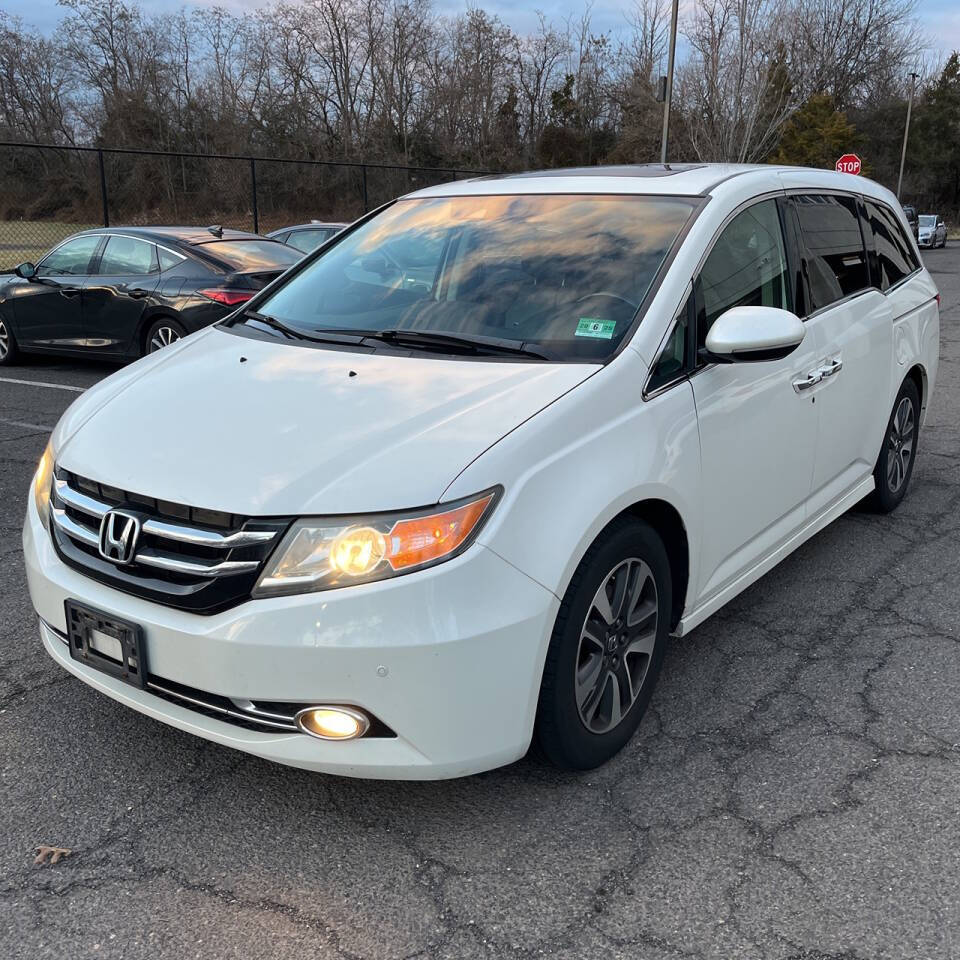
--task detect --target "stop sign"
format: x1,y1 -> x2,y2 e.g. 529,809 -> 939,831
835,154 -> 862,175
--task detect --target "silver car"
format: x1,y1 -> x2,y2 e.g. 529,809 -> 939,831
918,214 -> 947,248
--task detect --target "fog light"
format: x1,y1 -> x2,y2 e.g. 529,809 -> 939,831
295,706 -> 370,741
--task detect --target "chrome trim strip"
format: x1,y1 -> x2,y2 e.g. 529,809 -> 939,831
146,681 -> 299,731
140,517 -> 276,548
229,697 -> 303,724
52,506 -> 100,547
54,478 -> 109,519
40,618 -> 69,644
133,549 -> 260,578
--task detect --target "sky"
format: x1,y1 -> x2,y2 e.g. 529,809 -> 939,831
3,0 -> 960,62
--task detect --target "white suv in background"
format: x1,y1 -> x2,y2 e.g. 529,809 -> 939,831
23,164 -> 939,779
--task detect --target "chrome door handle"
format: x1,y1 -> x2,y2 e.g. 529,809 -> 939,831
793,371 -> 822,393
819,358 -> 843,378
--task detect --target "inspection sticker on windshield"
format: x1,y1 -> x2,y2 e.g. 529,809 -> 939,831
576,318 -> 616,339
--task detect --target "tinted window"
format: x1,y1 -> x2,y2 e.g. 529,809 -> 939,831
98,235 -> 157,275
794,194 -> 868,310
863,200 -> 920,291
288,228 -> 338,253
38,235 -> 101,276
158,248 -> 184,272
256,194 -> 697,362
696,198 -> 791,347
202,240 -> 300,270
649,293 -> 692,391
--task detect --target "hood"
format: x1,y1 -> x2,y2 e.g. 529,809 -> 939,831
57,327 -> 595,515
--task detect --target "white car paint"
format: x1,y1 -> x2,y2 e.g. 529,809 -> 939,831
23,164 -> 940,778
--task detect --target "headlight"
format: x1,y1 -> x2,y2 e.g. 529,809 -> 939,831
33,440 -> 55,528
253,487 -> 501,597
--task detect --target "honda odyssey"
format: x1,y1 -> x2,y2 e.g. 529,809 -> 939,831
23,164 -> 940,779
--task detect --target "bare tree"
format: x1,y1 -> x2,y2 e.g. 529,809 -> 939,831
680,0 -> 803,161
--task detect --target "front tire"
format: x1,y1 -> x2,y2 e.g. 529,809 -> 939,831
144,318 -> 186,355
866,378 -> 920,513
0,316 -> 18,366
535,517 -> 672,770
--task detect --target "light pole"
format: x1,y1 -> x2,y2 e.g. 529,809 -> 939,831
660,0 -> 680,165
896,71 -> 919,201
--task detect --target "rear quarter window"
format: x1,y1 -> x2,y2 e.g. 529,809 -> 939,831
862,200 -> 921,291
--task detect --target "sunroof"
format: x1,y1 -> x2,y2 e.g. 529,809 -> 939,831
479,164 -> 706,180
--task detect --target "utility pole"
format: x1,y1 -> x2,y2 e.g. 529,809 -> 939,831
660,0 -> 680,165
896,72 -> 919,201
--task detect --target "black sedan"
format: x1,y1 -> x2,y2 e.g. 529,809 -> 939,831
0,226 -> 300,365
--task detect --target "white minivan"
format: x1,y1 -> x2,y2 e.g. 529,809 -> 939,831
23,164 -> 940,779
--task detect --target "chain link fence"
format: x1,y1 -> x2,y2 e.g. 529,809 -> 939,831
0,142 -> 487,271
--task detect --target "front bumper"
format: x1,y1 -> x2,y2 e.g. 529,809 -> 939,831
23,498 -> 559,779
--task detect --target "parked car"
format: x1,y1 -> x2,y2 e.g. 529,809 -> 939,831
24,164 -> 939,779
918,214 -> 947,248
0,226 -> 300,365
266,221 -> 347,254
902,203 -> 920,241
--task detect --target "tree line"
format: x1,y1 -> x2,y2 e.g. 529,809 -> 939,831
0,0 -> 958,224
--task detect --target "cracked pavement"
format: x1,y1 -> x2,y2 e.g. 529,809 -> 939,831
1,245 -> 958,960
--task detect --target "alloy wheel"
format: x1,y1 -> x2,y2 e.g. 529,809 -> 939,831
149,325 -> 182,352
887,395 -> 915,493
575,557 -> 658,735
0,319 -> 8,361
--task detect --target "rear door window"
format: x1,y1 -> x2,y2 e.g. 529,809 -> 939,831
695,198 -> 792,349
98,235 -> 158,275
793,194 -> 869,311
862,200 -> 920,290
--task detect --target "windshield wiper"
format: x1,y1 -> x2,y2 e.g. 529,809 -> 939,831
351,328 -> 553,361
241,311 -> 368,346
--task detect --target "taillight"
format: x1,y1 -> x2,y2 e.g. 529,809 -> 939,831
935,293 -> 941,307
199,288 -> 254,306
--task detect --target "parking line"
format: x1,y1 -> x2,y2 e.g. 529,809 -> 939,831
0,376 -> 85,393
0,417 -> 52,432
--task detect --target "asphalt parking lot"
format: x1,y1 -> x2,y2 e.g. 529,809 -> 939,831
1,245 -> 959,960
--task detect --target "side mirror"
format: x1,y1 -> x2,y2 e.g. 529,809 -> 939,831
15,261 -> 37,280
704,305 -> 805,363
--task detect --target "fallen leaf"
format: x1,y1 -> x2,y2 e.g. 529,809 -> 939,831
34,845 -> 72,865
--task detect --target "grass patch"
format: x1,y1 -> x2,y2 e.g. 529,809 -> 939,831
0,220 -> 99,271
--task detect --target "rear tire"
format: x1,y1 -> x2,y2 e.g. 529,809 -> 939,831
535,517 -> 672,770
0,316 -> 18,366
144,318 -> 186,355
865,377 -> 920,513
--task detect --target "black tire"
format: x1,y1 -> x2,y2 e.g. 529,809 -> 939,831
865,377 -> 920,513
0,315 -> 18,366
144,317 -> 187,355
535,517 -> 672,770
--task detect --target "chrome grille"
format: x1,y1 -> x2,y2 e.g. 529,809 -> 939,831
50,470 -> 288,614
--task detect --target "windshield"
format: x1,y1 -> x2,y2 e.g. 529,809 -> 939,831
253,194 -> 697,361
918,216 -> 936,227
202,240 -> 300,270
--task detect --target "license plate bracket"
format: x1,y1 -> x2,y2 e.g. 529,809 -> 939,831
65,600 -> 147,689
